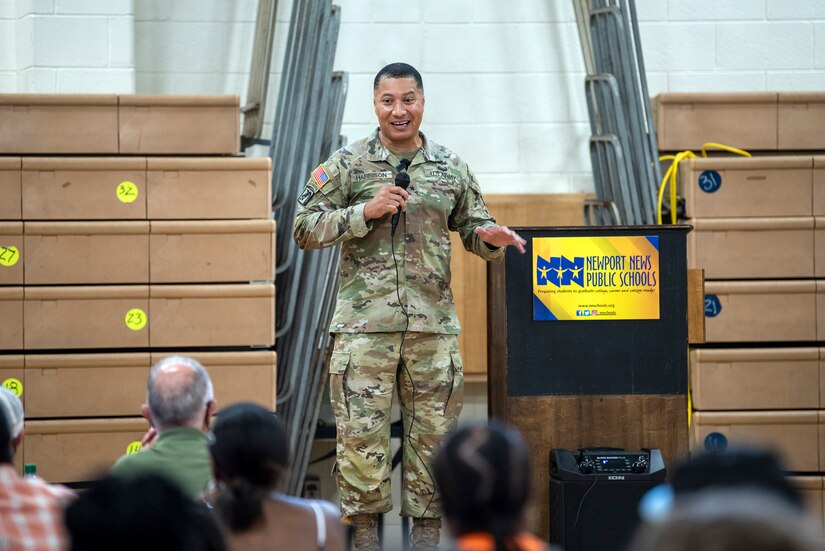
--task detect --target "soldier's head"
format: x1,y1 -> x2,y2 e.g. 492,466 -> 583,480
373,62 -> 425,152
434,420 -> 532,543
143,355 -> 215,432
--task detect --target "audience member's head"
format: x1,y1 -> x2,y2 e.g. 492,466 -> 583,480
144,355 -> 215,432
630,488 -> 822,551
433,420 -> 532,547
0,403 -> 10,464
671,447 -> 803,510
64,473 -> 226,551
208,402 -> 289,532
0,386 -> 24,457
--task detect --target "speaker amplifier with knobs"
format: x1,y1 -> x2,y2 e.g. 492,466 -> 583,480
551,447 -> 665,481
550,448 -> 667,551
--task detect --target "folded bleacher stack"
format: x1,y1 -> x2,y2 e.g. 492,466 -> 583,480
0,94 -> 276,483
655,92 -> 825,533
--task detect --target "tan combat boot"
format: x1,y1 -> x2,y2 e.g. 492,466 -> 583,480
411,517 -> 441,551
350,514 -> 380,551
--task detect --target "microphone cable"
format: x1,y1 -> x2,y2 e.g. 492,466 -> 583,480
388,159 -> 439,523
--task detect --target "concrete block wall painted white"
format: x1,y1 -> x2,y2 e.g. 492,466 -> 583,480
1,0 -> 825,194
1,0 -> 135,93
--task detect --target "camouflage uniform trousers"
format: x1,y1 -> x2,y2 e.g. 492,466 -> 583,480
329,331 -> 464,519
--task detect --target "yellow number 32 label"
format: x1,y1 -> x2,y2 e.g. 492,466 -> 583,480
116,181 -> 139,204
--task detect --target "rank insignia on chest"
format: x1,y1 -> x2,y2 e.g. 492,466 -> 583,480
312,164 -> 331,188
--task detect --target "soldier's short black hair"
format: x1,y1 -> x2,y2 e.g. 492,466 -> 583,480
373,62 -> 423,91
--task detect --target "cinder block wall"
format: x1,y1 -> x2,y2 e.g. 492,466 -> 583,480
2,0 -> 135,92
1,0 -> 825,194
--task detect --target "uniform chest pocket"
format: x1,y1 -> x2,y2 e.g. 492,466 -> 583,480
352,173 -> 395,201
415,170 -> 462,208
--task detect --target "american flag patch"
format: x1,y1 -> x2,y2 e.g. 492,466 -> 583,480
312,165 -> 330,188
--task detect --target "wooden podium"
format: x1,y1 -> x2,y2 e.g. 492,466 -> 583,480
487,225 -> 691,538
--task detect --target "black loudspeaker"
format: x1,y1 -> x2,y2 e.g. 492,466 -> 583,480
549,448 -> 666,551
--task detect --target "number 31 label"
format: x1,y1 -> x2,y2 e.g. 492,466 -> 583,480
125,308 -> 147,331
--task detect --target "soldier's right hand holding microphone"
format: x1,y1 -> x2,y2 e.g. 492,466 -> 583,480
364,185 -> 409,221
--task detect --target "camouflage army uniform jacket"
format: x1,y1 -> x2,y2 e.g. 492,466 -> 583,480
293,129 -> 504,334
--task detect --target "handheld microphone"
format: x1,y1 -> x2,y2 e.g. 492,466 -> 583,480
391,160 -> 411,237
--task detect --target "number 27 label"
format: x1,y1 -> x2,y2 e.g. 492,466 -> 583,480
0,246 -> 19,267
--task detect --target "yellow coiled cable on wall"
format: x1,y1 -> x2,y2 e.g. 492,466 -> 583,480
657,142 -> 751,225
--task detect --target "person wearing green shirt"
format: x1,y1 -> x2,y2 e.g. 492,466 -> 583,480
111,355 -> 216,499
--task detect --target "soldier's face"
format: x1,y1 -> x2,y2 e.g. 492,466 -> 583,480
373,76 -> 425,151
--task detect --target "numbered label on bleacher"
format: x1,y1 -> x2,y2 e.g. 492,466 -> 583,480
698,170 -> 722,193
0,246 -> 19,267
2,378 -> 23,397
116,181 -> 139,204
704,294 -> 722,317
125,308 -> 147,331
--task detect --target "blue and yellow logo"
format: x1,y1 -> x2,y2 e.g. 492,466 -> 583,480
536,255 -> 584,287
533,236 -> 660,321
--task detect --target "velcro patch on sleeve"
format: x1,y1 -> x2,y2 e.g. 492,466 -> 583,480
312,164 -> 331,188
297,184 -> 315,205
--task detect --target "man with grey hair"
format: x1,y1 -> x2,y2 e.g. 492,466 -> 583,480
111,355 -> 216,498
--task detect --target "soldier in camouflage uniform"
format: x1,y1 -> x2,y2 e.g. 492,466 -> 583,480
293,62 -> 526,551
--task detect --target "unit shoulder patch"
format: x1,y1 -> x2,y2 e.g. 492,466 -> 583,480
297,184 -> 315,205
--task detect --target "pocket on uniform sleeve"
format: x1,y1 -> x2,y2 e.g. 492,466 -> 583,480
329,351 -> 351,421
444,351 -> 465,419
450,351 -> 464,373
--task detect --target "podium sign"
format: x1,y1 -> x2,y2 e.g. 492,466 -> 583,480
487,225 -> 690,538
533,235 -> 660,321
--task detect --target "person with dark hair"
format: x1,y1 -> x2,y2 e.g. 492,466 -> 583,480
64,473 -> 226,551
294,61 -> 526,551
110,355 -> 217,498
434,421 -> 551,551
207,402 -> 345,551
0,388 -> 76,551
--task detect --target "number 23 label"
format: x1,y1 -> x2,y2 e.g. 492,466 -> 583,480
125,308 -> 147,330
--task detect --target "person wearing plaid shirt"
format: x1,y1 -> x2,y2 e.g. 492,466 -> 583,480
0,388 -> 75,550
